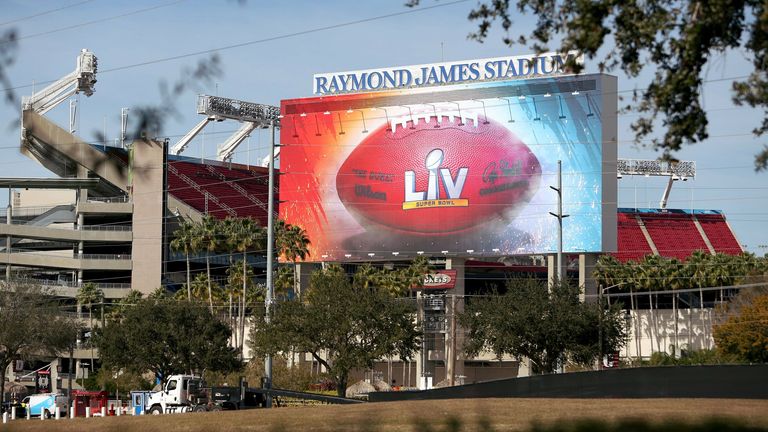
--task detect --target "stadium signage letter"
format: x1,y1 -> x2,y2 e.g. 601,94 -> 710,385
313,51 -> 583,95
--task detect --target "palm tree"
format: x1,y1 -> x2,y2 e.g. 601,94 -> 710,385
189,272 -> 212,301
219,217 -> 239,265
276,220 -> 311,297
228,217 -> 265,358
635,255 -> 657,355
76,282 -> 103,372
170,220 -> 197,301
687,250 -> 709,308
109,289 -> 143,321
193,215 -> 220,312
274,265 -> 294,298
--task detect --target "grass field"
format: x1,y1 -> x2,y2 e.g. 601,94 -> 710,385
2,398 -> 768,431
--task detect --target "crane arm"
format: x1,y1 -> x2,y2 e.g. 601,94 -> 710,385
170,117 -> 213,155
217,122 -> 257,161
22,49 -> 97,115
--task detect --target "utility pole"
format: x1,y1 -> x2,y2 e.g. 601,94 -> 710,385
447,294 -> 457,386
264,122 -> 276,408
67,346 -> 73,413
549,160 -> 569,283
598,285 -> 603,370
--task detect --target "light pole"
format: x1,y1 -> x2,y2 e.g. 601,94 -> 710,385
264,121 -> 276,407
549,161 -> 569,284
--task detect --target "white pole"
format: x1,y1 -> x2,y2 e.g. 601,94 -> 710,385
116,404 -> 121,416
55,408 -> 60,420
2,412 -> 7,424
548,160 -> 568,284
70,406 -> 75,419
85,407 -> 90,418
101,406 -> 106,417
40,410 -> 44,420
264,122 -> 276,408
11,406 -> 15,420
26,408 -> 30,420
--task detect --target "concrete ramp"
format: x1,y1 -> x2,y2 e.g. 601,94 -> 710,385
25,204 -> 76,226
21,110 -> 130,194
0,205 -> 76,251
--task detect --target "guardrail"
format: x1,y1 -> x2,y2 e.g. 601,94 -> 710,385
6,249 -> 132,260
9,279 -> 131,290
76,253 -> 132,260
2,221 -> 131,231
81,225 -> 131,231
0,206 -> 58,218
85,196 -> 130,204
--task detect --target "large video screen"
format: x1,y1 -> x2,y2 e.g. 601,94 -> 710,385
280,74 -> 616,262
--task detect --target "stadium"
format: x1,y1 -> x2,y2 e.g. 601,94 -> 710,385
0,49 -> 747,395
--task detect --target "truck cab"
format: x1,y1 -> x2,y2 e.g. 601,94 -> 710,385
147,375 -> 203,414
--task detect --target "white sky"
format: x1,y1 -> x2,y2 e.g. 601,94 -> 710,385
1,0 -> 766,254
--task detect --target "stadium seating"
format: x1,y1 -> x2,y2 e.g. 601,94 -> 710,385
614,209 -> 742,262
167,159 -> 274,224
639,212 -> 709,260
696,213 -> 743,255
615,211 -> 653,262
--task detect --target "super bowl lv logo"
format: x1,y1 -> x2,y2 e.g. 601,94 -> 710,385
403,149 -> 469,210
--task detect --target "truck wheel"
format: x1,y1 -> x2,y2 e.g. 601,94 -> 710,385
44,409 -> 51,419
210,405 -> 222,412
192,405 -> 207,413
148,405 -> 163,415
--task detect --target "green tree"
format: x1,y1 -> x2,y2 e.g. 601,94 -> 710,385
0,280 -> 80,407
407,0 -> 768,170
352,256 -> 429,296
459,279 -> 627,374
108,289 -> 144,321
170,220 -> 198,301
225,217 -> 264,358
226,258 -> 264,354
274,265 -> 295,299
192,215 -> 220,312
96,298 -> 240,385
275,220 -> 311,297
250,264 -> 421,397
76,282 -> 104,372
713,290 -> 768,363
76,282 -> 104,332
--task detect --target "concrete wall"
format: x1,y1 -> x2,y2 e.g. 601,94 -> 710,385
130,139 -> 165,294
600,74 -> 618,254
623,308 -> 715,359
16,189 -> 75,207
370,364 -> 768,401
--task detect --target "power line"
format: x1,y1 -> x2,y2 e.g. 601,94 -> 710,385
4,1 -> 187,43
0,0 -> 98,27
0,0 -> 470,94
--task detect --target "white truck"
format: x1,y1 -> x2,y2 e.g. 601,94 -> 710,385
146,375 -> 203,414
22,393 -> 68,418
144,374 -> 265,414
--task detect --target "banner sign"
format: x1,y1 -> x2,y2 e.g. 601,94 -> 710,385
418,270 -> 458,290
313,52 -> 583,95
280,73 -> 616,262
35,370 -> 51,393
